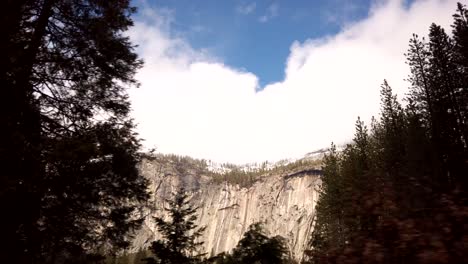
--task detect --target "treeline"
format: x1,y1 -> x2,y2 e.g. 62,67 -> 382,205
306,3 -> 468,263
146,153 -> 322,188
207,158 -> 322,187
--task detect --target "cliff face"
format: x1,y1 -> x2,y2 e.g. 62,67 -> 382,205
131,156 -> 321,260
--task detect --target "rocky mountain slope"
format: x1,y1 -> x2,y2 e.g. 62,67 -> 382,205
130,154 -> 323,261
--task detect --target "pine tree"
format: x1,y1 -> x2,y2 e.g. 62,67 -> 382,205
451,2 -> 468,187
145,189 -> 206,264
406,34 -> 434,129
307,4 -> 468,263
428,23 -> 463,129
231,223 -> 289,264
208,223 -> 289,264
406,18 -> 468,191
372,81 -> 411,210
307,143 -> 345,263
452,2 -> 468,91
0,1 -> 149,262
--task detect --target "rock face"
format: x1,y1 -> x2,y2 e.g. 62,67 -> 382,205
131,156 -> 321,261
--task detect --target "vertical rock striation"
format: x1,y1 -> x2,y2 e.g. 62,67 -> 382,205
131,157 -> 321,261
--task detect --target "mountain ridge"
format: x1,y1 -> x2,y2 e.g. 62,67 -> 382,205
129,153 -> 324,261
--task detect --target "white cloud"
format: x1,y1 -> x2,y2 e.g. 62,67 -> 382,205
259,3 -> 279,23
237,2 -> 256,15
129,0 -> 458,164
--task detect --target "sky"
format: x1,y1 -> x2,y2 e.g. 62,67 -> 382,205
128,0 -> 459,164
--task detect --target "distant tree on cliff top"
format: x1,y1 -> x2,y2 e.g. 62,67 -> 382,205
145,189 -> 206,264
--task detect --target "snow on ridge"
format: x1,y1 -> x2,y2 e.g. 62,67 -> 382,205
205,146 -> 334,174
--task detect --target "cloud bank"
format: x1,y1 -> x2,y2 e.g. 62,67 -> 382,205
129,0 -> 457,164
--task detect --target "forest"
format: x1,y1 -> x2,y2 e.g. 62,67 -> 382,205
0,0 -> 467,263
307,3 -> 468,263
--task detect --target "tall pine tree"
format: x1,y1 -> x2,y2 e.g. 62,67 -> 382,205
145,189 -> 206,264
307,3 -> 468,263
0,0 -> 149,262
452,3 -> 468,128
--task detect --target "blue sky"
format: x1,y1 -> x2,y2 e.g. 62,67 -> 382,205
135,0 -> 375,87
129,0 -> 457,163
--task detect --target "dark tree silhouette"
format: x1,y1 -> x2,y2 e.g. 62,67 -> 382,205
145,189 -> 206,264
231,223 -> 289,264
207,223 -> 290,264
0,0 -> 149,262
307,3 -> 468,263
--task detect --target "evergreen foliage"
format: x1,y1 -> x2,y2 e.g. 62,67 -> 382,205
207,223 -> 291,264
145,189 -> 206,264
0,0 -> 149,262
306,3 -> 468,263
144,153 -> 322,188
106,249 -> 151,264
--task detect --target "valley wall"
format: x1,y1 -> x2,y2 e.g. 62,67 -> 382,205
130,156 -> 321,260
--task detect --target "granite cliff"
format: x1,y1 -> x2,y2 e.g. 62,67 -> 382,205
130,155 -> 322,261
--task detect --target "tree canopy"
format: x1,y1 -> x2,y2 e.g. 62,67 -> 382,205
0,0 -> 149,262
207,223 -> 291,264
145,189 -> 206,264
306,3 -> 468,263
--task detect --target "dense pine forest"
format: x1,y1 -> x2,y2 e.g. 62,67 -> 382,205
1,0 -> 467,263
306,3 -> 468,263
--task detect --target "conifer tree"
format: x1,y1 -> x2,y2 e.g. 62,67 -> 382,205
230,223 -> 289,264
0,0 -> 149,262
307,144 -> 344,262
452,3 -> 468,101
208,223 -> 289,264
451,2 -> 468,186
407,19 -> 468,191
307,4 -> 468,263
145,189 -> 206,264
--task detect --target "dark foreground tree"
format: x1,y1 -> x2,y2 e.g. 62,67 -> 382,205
231,223 -> 290,264
145,189 -> 206,264
0,0 -> 149,262
306,3 -> 468,263
307,85 -> 468,264
207,223 -> 290,264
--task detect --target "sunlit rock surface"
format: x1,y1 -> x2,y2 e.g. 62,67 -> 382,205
131,156 -> 321,260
